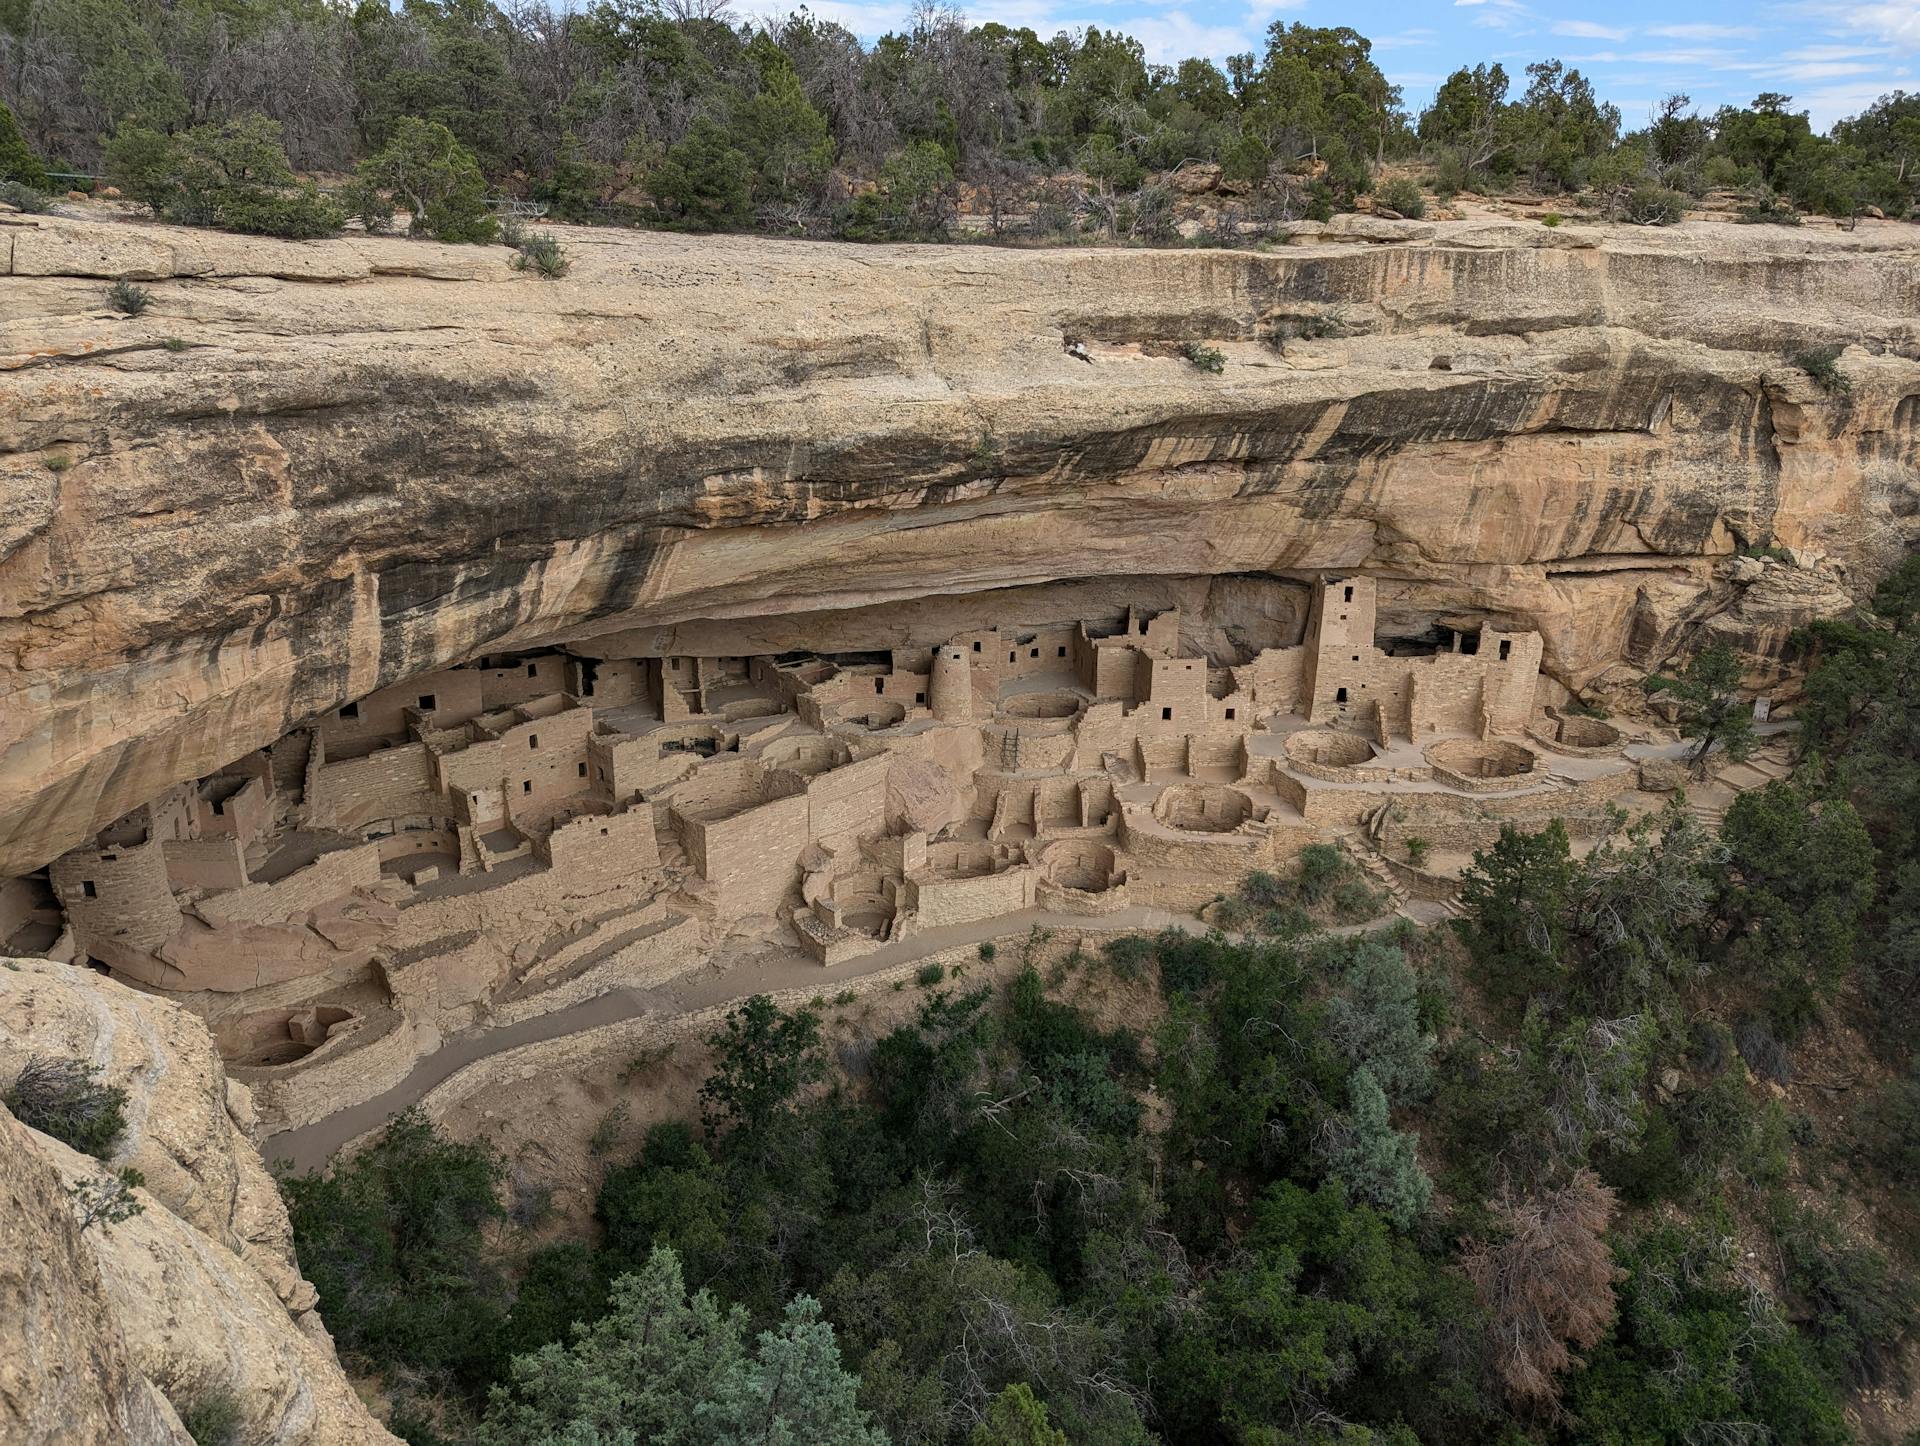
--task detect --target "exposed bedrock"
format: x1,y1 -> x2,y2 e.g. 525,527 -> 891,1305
2,216 -> 1917,874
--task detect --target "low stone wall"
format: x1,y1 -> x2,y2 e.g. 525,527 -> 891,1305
494,915 -> 704,1025
242,1010 -> 423,1136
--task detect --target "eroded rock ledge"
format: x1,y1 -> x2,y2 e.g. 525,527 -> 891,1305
0,957 -> 396,1444
2,213 -> 1917,876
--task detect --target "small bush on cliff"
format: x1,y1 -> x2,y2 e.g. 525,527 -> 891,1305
0,178 -> 51,212
1181,341 -> 1226,373
1376,177 -> 1426,218
107,278 -> 151,316
510,230 -> 569,278
1794,343 -> 1851,394
1622,185 -> 1689,225
7,1055 -> 129,1159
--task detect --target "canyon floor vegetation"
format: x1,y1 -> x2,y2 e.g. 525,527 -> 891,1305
275,559 -> 1920,1444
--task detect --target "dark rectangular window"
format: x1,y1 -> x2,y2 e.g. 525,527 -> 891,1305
418,693 -> 436,711
1343,585 -> 1353,602
972,641 -> 981,653
874,678 -> 884,694
1336,687 -> 1348,703
577,761 -> 588,777
522,780 -> 532,794
1498,639 -> 1512,661
526,663 -> 538,678
529,734 -> 538,749
915,693 -> 926,704
1008,652 -> 1016,663
1161,707 -> 1173,720
339,701 -> 359,719
1030,648 -> 1039,659
82,879 -> 97,898
1057,646 -> 1067,658
1225,708 -> 1235,720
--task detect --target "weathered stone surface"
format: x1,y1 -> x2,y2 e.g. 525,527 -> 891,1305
0,959 -> 399,1445
0,1107 -> 187,1446
1,213 -> 1917,876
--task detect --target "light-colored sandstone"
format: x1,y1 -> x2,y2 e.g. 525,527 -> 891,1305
3,214 -> 1916,879
0,959 -> 399,1445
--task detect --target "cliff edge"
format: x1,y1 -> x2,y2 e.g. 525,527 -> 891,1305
0,957 -> 399,1445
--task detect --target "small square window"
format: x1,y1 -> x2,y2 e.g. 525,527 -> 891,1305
1057,646 -> 1067,658
1161,707 -> 1173,720
1225,708 -> 1236,720
1030,648 -> 1039,659
1335,687 -> 1348,703
1352,655 -> 1359,663
600,826 -> 609,836
339,701 -> 359,719
418,693 -> 437,711
915,693 -> 926,704
82,879 -> 98,898
522,780 -> 533,794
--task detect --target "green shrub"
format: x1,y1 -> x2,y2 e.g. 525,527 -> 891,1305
173,1382 -> 243,1446
1375,177 -> 1425,218
357,118 -> 496,244
1432,150 -> 1466,199
105,115 -> 341,239
1540,211 -> 1562,226
1622,186 -> 1689,225
107,278 -> 151,316
1403,836 -> 1431,868
6,1056 -> 129,1159
0,98 -> 48,188
977,941 -> 996,962
163,336 -> 188,352
1774,1202 -> 1920,1389
1793,344 -> 1850,394
510,230 -> 570,278
0,179 -> 51,212
1180,341 -> 1226,374
340,179 -> 395,235
915,962 -> 944,987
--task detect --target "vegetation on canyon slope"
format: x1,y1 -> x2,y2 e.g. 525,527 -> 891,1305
2,0 -> 1917,244
276,559 -> 1920,1445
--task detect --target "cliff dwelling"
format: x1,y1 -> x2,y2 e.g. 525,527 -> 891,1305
0,573 -> 1711,1133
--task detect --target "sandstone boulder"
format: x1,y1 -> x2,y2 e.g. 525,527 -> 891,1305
0,959 -> 399,1446
1637,756 -> 1691,792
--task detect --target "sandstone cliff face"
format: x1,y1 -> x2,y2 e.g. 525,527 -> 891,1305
0,958 -> 398,1445
2,214 -> 1917,875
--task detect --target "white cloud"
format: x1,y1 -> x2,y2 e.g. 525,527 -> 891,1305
1552,19 -> 1629,40
1833,2 -> 1920,49
1372,27 -> 1439,50
1645,22 -> 1760,40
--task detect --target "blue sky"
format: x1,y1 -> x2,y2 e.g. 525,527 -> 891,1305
768,0 -> 1920,129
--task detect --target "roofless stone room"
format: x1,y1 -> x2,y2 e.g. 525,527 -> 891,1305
4,27 -> 1920,1442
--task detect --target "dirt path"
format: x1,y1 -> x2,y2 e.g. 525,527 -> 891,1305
263,899 -> 1445,1172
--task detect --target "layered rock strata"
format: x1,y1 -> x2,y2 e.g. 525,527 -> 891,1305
3,213 -> 1917,875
